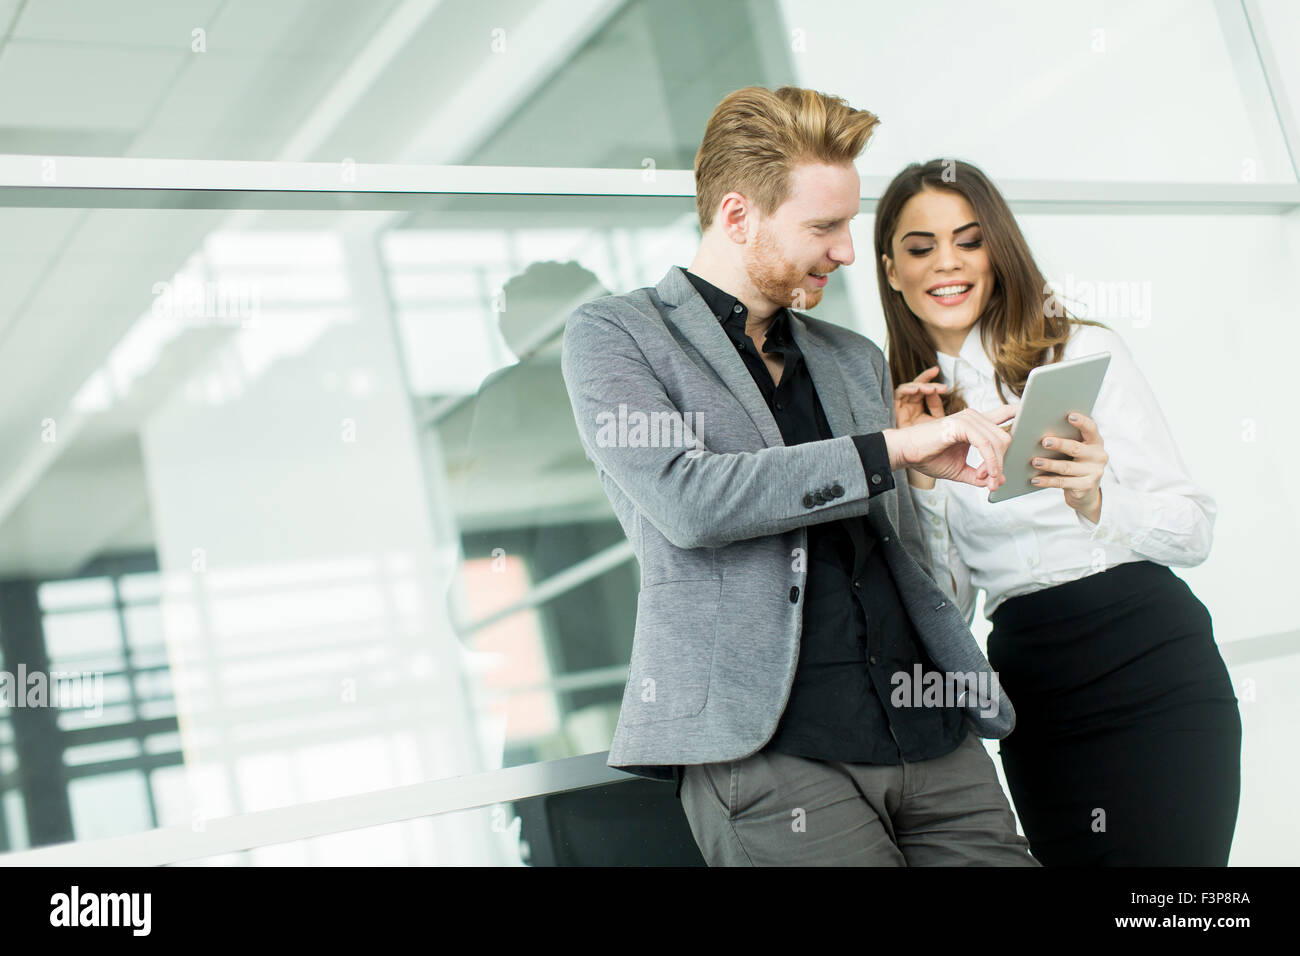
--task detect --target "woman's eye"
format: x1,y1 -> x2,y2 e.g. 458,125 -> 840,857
959,238 -> 983,249
906,247 -> 933,257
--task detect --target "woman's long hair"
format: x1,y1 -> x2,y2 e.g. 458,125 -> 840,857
874,159 -> 1109,414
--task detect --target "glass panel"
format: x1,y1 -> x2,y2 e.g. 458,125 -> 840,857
0,193 -> 1288,867
119,572 -> 163,603
166,782 -> 706,866
787,0 -> 1296,183
37,578 -> 114,611
0,0 -> 1286,182
67,771 -> 153,841
42,609 -> 122,660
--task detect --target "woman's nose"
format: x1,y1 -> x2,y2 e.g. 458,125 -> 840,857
935,242 -> 960,271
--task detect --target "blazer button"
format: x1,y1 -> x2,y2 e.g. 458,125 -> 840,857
802,493 -> 815,508
789,585 -> 800,603
830,484 -> 844,497
813,491 -> 826,504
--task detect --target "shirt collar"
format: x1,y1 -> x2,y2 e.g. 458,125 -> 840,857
934,320 -> 993,384
682,267 -> 743,325
681,266 -> 792,351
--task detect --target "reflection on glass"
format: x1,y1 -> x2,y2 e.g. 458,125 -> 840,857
0,199 -> 699,860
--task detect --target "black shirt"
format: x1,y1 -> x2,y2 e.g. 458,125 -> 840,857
675,268 -> 967,796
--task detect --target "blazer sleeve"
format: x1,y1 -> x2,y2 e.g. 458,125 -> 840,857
561,303 -> 886,550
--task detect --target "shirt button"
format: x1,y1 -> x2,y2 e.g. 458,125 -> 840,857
871,474 -> 882,485
853,580 -> 861,589
775,402 -> 783,410
735,341 -> 744,351
883,536 -> 890,542
1027,555 -> 1038,566
869,656 -> 877,665
732,304 -> 742,313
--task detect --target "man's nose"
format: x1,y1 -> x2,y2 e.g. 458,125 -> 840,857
831,234 -> 855,266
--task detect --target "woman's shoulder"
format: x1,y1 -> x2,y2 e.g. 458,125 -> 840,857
1064,320 -> 1132,360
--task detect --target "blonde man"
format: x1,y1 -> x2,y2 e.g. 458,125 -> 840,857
560,86 -> 1037,866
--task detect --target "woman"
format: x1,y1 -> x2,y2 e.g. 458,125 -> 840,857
874,158 -> 1241,866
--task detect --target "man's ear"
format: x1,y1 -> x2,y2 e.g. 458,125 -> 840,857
717,192 -> 751,244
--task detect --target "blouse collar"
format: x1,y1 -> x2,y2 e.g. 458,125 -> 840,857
934,320 -> 994,385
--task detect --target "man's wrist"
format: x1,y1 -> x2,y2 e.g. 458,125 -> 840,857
882,427 -> 902,470
851,431 -> 895,496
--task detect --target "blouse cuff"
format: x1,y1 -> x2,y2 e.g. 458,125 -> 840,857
1075,481 -> 1148,551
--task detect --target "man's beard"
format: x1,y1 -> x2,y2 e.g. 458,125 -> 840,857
745,224 -> 825,311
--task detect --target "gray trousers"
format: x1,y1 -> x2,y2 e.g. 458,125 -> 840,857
680,730 -> 1041,866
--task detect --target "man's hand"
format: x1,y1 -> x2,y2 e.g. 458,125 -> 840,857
883,405 -> 1019,491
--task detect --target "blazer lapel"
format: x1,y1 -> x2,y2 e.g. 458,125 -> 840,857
654,266 -> 902,530
787,312 -> 857,439
656,267 -> 785,449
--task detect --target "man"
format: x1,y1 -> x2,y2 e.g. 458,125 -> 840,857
559,86 -> 1036,866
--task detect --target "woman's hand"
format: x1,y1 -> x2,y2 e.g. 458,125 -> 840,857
895,366 -> 949,489
894,365 -> 948,428
1029,411 -> 1107,523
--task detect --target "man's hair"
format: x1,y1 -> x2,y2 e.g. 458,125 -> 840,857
693,86 -> 880,232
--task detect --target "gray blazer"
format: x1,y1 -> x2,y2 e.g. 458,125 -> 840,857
560,265 -> 1015,781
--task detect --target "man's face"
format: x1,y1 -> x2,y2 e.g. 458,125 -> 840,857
743,161 -> 859,312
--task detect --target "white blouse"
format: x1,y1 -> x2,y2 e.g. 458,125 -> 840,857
906,320 -> 1217,624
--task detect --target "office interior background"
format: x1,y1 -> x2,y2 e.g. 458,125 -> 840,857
0,0 -> 1296,866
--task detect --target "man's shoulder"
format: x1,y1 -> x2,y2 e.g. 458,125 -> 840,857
566,284 -> 663,332
791,309 -> 885,358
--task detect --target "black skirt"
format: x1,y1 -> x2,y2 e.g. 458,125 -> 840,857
987,560 -> 1241,866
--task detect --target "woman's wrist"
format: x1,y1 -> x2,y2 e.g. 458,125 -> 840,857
907,467 -> 936,490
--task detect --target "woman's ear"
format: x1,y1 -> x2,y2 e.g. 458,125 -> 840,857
881,252 -> 900,292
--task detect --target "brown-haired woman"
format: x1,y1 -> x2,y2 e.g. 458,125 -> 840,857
874,158 -> 1241,866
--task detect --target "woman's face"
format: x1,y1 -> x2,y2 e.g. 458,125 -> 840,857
882,187 -> 994,352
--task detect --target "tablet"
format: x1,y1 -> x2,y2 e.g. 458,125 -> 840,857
987,351 -> 1111,503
